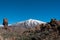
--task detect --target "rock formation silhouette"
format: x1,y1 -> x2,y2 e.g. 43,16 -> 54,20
3,18 -> 8,30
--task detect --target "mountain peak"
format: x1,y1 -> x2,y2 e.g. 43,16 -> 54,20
26,19 -> 46,24
11,19 -> 46,28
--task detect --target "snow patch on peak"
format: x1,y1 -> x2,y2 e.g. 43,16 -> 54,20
23,19 -> 46,28
26,19 -> 46,24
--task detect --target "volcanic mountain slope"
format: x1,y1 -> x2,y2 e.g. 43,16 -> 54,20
11,19 -> 46,28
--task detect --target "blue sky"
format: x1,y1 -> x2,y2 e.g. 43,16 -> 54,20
0,0 -> 60,24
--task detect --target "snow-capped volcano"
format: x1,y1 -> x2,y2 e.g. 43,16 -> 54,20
11,19 -> 46,28
25,19 -> 46,25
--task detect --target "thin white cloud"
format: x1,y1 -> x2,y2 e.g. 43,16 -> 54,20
0,24 -> 11,27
